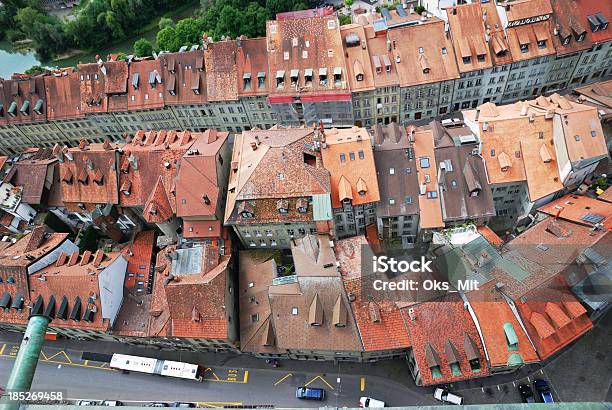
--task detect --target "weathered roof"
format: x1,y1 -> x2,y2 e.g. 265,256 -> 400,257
236,37 -> 270,97
205,40 -> 239,101
538,194 -> 612,230
446,3 -> 494,73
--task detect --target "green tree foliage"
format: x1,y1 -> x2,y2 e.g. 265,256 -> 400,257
174,17 -> 204,47
156,26 -> 180,51
158,16 -> 175,30
339,14 -> 351,26
78,225 -> 100,253
133,37 -> 153,56
344,0 -> 353,8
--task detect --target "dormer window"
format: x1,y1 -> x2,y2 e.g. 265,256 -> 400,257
20,100 -> 30,116
333,67 -> 342,85
319,68 -> 328,85
276,71 -> 285,88
257,72 -> 266,88
277,199 -> 288,214
290,69 -> 299,86
132,73 -> 139,90
296,198 -> 308,213
304,68 -> 313,85
243,73 -> 251,90
238,201 -> 254,218
520,43 -> 529,53
462,56 -> 471,64
539,39 -> 548,48
477,54 -> 485,62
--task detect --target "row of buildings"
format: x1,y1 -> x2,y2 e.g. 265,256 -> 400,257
0,0 -> 610,155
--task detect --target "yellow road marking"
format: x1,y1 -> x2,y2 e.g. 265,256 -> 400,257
360,377 -> 365,392
40,350 -> 48,360
274,373 -> 292,386
83,360 -> 89,366
44,350 -> 73,364
243,370 -> 249,383
0,344 -> 5,355
305,375 -> 334,390
197,402 -> 242,408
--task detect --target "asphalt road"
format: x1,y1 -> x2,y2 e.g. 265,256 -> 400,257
0,348 -> 437,407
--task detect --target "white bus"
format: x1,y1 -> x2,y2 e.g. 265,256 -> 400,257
109,354 -> 204,382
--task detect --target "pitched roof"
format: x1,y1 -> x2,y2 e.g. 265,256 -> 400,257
574,80 -> 612,108
503,0 -> 556,62
175,129 -> 229,218
59,142 -> 120,206
538,194 -> 612,229
124,230 -> 155,289
320,127 -> 380,208
159,51 -> 208,105
267,14 -> 348,97
515,276 -> 592,360
337,236 -> 411,352
205,40 -> 239,101
127,59 -> 165,111
341,24 -> 376,93
574,0 -> 612,45
549,0 -> 592,56
143,176 -> 174,223
6,148 -> 57,205
387,19 -> 459,87
468,282 -> 539,368
412,128 -> 443,229
225,127 -> 331,224
44,69 -> 84,120
446,3 -> 494,73
401,293 -> 489,386
236,37 -> 270,97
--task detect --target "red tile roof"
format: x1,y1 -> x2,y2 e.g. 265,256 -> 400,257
538,194 -> 612,230
468,282 -> 539,368
401,294 -> 490,386
124,231 -> 155,289
515,276 -> 593,360
127,59 -> 165,111
143,176 -> 174,224
205,40 -> 239,102
183,220 -> 222,238
236,37 -> 270,97
446,3 -> 494,73
45,70 -> 83,120
549,0 -> 592,56
575,0 -> 612,45
60,142 -> 121,206
159,51 -> 208,105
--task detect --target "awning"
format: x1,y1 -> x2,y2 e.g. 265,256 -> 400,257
304,68 -> 313,77
276,70 -> 285,79
243,72 -> 252,80
8,101 -> 17,115
319,67 -> 328,76
290,69 -> 299,78
257,71 -> 266,78
517,28 -> 531,45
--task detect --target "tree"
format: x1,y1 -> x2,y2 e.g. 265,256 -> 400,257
344,0 -> 353,8
339,14 -> 351,26
158,16 -> 174,30
415,5 -> 425,14
134,37 -> 153,56
174,18 -> 203,47
215,5 -> 242,39
241,2 -> 268,38
156,26 -> 179,51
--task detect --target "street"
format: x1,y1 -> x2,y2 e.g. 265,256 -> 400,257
0,309 -> 610,407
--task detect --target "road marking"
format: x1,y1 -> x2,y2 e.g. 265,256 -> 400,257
305,375 -> 334,390
44,350 -> 73,364
197,402 -> 242,408
360,377 -> 365,392
274,373 -> 292,386
512,382 -> 515,387
0,344 -> 5,355
497,385 -> 500,391
527,376 -> 531,382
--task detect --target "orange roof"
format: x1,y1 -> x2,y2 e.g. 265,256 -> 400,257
465,101 -> 563,201
267,14 -> 347,97
446,3 -> 494,73
477,225 -> 505,248
516,276 -> 593,360
598,186 -> 612,203
127,59 -> 165,111
553,101 -> 607,163
481,1 -> 514,66
468,283 -> 539,368
205,39 -> 239,102
45,70 -> 84,120
124,231 -> 155,289
337,236 -> 411,352
538,194 -> 612,229
575,0 -> 612,45
341,25 -> 376,93
387,19 -> 459,87
183,220 -> 222,238
503,0 -> 556,61
412,128 -> 443,229
320,127 -> 380,208
549,0 -> 592,56
364,26 -> 400,88
236,37 -> 270,97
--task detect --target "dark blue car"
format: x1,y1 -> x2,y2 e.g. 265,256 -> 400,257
296,387 -> 326,401
533,379 -> 554,403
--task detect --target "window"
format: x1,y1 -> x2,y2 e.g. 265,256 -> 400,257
491,149 -> 495,157
389,167 -> 395,175
405,196 -> 412,204
427,191 -> 438,199
340,153 -> 346,163
358,150 -> 364,159
520,43 -> 529,53
389,198 -> 396,205
349,151 -> 355,161
419,157 -> 430,168
251,314 -> 259,323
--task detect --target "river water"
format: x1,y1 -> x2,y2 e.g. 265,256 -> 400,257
0,41 -> 42,78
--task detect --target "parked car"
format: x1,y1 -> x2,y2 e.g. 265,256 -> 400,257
76,401 -> 98,406
533,379 -> 554,403
518,384 -> 535,403
360,396 -> 385,407
433,388 -> 463,405
296,387 -> 326,401
170,403 -> 196,408
146,404 -> 169,408
101,401 -> 123,406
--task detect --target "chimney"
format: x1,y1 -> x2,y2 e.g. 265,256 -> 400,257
128,154 -> 138,170
63,146 -> 73,161
102,139 -> 112,150
250,141 -> 258,150
78,139 -> 88,150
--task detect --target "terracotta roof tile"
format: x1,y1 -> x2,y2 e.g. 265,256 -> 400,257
412,128 -> 443,229
45,70 -> 83,120
205,40 -> 239,101
128,59 -> 165,111
446,3 -> 494,73
341,25 -> 376,93
159,51 -> 207,105
538,194 -> 612,229
574,0 -> 612,45
321,127 -> 380,208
